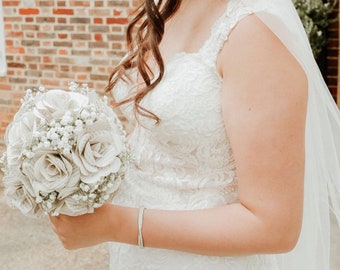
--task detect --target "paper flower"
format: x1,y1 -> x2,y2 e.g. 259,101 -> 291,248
0,82 -> 130,216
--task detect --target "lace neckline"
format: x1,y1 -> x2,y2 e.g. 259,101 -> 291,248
124,0 -> 239,88
162,0 -> 237,67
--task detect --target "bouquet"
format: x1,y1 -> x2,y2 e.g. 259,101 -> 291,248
0,82 -> 129,216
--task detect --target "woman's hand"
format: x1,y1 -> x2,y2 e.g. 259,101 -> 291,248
49,203 -> 137,250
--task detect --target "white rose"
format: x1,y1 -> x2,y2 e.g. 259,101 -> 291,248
5,185 -> 38,215
3,166 -> 35,195
33,90 -> 89,122
73,120 -> 124,184
4,112 -> 36,166
22,150 -> 80,196
53,197 -> 92,217
3,169 -> 39,216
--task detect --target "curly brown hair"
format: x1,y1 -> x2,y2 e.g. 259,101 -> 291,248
105,0 -> 182,124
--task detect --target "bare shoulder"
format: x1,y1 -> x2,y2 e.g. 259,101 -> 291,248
217,14 -> 308,99
218,13 -> 308,140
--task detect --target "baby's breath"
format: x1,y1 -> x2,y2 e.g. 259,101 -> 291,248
1,82 -> 129,217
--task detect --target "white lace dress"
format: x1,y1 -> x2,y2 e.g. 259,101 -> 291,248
110,0 -> 279,269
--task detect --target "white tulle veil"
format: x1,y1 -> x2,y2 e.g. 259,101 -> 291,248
240,0 -> 340,269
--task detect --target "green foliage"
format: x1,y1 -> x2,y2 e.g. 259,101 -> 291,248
293,0 -> 338,58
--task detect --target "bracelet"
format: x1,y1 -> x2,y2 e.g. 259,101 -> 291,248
138,207 -> 146,248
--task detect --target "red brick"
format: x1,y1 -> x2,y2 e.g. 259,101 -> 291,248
58,49 -> 69,55
7,62 -> 26,68
94,33 -> 103,42
72,66 -> 92,72
325,1 -> 339,100
90,74 -> 108,81
28,64 -> 38,70
58,33 -> 68,39
43,56 -> 52,63
89,9 -> 111,16
106,17 -> 129,25
71,33 -> 91,40
6,47 -> 25,54
113,9 -> 122,16
94,18 -> 103,24
2,1 -> 20,6
70,1 -> 90,7
4,23 -> 12,30
0,114 -> 14,122
77,74 -> 89,81
37,32 -> 56,39
60,65 -> 70,72
58,18 -> 67,24
4,17 -> 22,23
0,84 -> 12,91
36,17 -> 56,23
53,9 -> 74,15
19,8 -> 39,15
40,79 -> 63,87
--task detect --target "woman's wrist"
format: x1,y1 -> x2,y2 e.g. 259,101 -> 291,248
108,204 -> 139,245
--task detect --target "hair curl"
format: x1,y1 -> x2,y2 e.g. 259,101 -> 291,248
105,0 -> 182,124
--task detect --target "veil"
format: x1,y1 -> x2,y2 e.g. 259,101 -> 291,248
240,0 -> 340,269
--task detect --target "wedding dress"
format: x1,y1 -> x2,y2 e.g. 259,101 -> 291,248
110,0 -> 340,269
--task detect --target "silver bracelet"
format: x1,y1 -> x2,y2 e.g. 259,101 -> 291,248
138,207 -> 146,248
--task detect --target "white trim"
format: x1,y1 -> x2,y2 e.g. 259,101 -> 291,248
0,0 -> 7,77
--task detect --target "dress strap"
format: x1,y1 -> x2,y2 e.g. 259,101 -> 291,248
200,0 -> 254,63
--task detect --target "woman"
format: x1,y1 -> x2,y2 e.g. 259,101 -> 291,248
50,0 -> 340,269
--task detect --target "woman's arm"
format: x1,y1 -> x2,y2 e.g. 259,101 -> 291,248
50,15 -> 308,255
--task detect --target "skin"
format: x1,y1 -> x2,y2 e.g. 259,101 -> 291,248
50,0 -> 308,255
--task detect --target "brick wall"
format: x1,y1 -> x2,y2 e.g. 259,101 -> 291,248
326,1 -> 339,103
0,1 -> 339,149
0,0 -> 136,148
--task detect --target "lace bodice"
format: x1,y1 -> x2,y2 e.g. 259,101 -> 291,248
110,0 -> 278,269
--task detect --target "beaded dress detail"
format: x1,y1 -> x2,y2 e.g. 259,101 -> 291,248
110,0 -> 279,269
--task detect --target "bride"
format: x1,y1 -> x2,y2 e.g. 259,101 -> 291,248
50,0 -> 340,269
